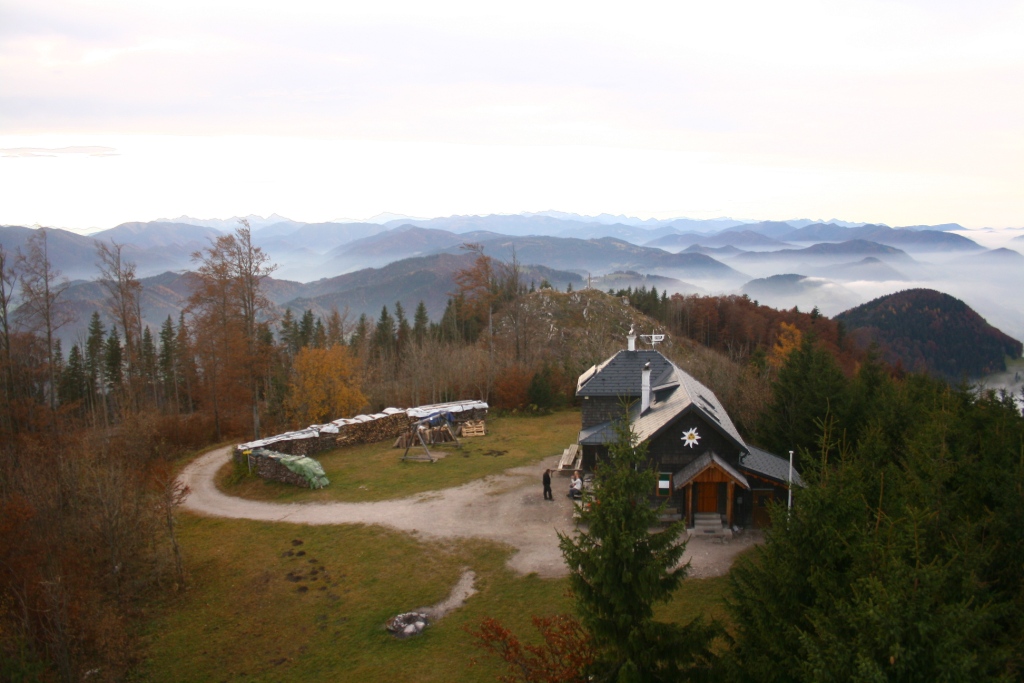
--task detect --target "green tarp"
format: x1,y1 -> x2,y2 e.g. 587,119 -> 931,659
253,449 -> 330,489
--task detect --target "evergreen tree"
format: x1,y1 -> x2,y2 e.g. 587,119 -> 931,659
325,308 -> 345,348
298,309 -> 316,350
394,301 -> 411,355
279,308 -> 298,355
373,305 -> 396,357
350,313 -> 370,355
140,326 -> 157,403
412,300 -> 430,346
105,328 -> 123,389
728,378 -> 1024,682
559,413 -> 718,681
312,318 -> 326,349
159,315 -> 179,410
58,343 -> 88,406
86,311 -> 106,394
527,365 -> 555,410
756,332 -> 849,467
175,312 -> 195,412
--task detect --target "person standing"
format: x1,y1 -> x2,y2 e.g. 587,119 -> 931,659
542,469 -> 553,500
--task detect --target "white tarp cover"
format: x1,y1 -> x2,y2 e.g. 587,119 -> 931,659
406,400 -> 488,418
238,427 -> 319,451
237,400 -> 489,451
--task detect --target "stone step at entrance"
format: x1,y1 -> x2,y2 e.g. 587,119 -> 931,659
689,512 -> 732,539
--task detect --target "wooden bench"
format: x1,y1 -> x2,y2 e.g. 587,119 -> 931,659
557,443 -> 582,471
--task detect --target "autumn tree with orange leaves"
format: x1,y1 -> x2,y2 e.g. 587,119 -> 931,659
284,345 -> 365,425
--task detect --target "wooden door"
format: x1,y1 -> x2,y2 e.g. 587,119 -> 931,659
696,483 -> 718,513
752,491 -> 773,528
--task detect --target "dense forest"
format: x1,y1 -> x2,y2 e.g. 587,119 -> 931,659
835,288 -> 1022,380
1,227 -> 1022,681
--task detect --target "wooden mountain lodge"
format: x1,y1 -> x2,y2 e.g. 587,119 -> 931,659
576,329 -> 800,535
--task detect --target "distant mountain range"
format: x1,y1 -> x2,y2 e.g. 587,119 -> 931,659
733,239 -> 915,265
646,230 -> 792,251
48,253 -> 583,347
835,289 -> 1023,379
3,212 -> 1020,360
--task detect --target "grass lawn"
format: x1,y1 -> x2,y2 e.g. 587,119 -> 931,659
218,410 -> 582,503
134,515 -> 735,682
136,410 -> 742,681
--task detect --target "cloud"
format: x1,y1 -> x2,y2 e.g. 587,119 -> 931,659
1,146 -> 118,157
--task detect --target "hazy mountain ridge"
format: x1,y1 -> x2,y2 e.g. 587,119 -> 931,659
835,289 -> 1023,379
741,274 -> 862,314
733,239 -> 914,264
5,214 -> 1020,364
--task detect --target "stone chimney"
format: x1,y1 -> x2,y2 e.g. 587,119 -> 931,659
627,325 -> 636,351
641,361 -> 651,414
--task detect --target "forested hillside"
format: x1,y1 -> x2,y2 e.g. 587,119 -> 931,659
2,227 -> 1021,680
836,288 -> 1022,379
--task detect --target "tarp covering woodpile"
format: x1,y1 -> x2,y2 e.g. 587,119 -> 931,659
235,400 -> 488,458
248,448 -> 330,489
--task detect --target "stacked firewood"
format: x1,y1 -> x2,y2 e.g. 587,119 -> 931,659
335,413 -> 413,447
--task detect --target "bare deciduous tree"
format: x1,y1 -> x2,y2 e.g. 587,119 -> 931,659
17,229 -> 74,411
96,241 -> 144,411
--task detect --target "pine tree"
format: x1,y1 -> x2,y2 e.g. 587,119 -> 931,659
373,305 -> 396,357
175,312 -> 195,413
298,309 -> 316,350
756,332 -> 849,467
325,308 -> 345,348
59,343 -> 88,406
412,301 -> 430,346
729,377 -> 1024,682
279,308 -> 298,355
312,318 -> 326,349
159,316 -> 179,411
559,413 -> 718,681
394,301 -> 411,356
350,313 -> 370,358
105,328 -> 123,389
140,326 -> 157,404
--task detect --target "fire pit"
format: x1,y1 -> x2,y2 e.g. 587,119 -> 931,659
385,612 -> 430,638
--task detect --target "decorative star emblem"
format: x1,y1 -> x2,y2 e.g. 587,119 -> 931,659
682,427 -> 701,448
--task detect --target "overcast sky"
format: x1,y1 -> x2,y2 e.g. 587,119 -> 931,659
2,0 -> 1022,231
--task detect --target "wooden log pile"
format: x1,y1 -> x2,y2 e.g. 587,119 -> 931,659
334,413 -> 414,448
252,454 -> 314,488
235,401 -> 489,462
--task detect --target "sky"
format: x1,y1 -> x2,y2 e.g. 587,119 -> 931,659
2,0 -> 1023,232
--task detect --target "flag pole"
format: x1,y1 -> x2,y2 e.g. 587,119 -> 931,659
787,450 -> 794,510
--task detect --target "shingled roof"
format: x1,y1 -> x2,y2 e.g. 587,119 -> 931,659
577,349 -> 747,450
576,349 -> 676,397
741,446 -> 805,487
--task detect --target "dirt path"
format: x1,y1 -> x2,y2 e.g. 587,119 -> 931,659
179,446 -> 760,578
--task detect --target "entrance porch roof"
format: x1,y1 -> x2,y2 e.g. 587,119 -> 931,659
671,452 -> 750,490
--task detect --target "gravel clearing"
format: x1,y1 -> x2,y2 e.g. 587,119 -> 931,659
179,446 -> 761,578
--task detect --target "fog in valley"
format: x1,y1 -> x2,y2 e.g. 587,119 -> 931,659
3,213 -> 1022,362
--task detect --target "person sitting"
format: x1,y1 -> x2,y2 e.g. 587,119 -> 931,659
568,471 -> 583,499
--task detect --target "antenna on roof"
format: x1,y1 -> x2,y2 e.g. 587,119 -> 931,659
640,332 -> 666,346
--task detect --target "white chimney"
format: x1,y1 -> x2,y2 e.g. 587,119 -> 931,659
627,324 -> 636,351
641,361 -> 651,414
